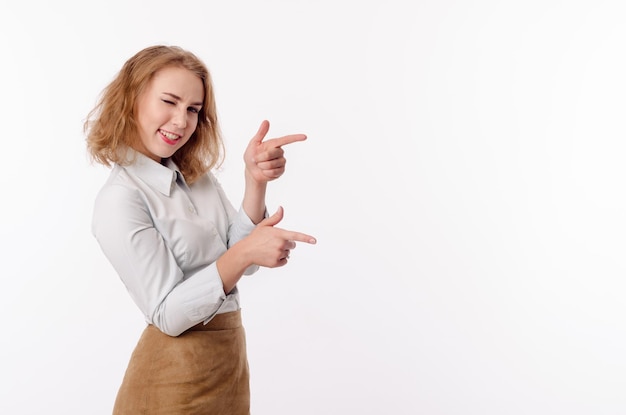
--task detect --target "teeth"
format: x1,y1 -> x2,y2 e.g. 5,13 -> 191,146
160,130 -> 180,140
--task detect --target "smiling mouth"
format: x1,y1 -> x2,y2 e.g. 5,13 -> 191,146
159,129 -> 181,145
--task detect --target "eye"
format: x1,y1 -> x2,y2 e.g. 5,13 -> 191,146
188,107 -> 200,114
161,99 -> 175,105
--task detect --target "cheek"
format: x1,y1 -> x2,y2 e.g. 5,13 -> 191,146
182,123 -> 199,145
137,103 -> 159,132
188,117 -> 200,134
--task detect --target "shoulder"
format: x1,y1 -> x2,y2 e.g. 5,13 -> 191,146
93,165 -> 146,215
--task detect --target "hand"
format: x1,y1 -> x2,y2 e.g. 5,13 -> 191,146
243,120 -> 307,184
245,206 -> 316,268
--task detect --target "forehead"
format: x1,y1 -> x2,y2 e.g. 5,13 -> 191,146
147,66 -> 204,102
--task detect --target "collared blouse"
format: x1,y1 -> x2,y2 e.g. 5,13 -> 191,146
92,151 -> 259,336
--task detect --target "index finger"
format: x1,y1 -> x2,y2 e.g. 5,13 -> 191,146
264,134 -> 307,148
282,229 -> 317,245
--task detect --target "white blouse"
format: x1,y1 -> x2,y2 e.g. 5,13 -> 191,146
92,150 -> 259,336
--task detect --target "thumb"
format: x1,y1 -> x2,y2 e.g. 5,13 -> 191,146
249,119 -> 270,145
259,205 -> 284,227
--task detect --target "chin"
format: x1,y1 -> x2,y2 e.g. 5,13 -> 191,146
154,146 -> 178,159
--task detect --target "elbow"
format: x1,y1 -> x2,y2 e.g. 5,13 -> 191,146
151,318 -> 184,337
159,324 -> 185,338
150,308 -> 187,337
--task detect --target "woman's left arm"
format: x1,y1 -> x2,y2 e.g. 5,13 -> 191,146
241,119 -> 306,223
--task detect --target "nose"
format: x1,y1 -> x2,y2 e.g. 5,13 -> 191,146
172,107 -> 187,129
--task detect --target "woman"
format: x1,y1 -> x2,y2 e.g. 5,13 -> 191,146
84,45 -> 315,414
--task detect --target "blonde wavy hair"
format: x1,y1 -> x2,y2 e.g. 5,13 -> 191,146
84,45 -> 224,184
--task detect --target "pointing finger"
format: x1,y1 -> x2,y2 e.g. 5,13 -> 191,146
281,229 -> 317,245
264,134 -> 307,148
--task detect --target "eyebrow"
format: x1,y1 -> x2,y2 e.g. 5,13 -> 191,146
163,92 -> 203,107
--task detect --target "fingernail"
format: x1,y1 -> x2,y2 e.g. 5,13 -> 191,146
309,238 -> 317,244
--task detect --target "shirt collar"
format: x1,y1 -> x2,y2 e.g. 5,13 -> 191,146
123,149 -> 185,196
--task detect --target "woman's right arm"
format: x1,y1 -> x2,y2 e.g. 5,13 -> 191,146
92,184 -> 231,337
93,185 -> 315,335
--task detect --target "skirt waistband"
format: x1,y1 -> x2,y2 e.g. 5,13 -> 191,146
188,309 -> 242,332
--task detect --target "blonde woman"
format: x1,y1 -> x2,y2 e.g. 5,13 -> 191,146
85,45 -> 315,414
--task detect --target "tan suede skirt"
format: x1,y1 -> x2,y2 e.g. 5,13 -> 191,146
112,310 -> 249,415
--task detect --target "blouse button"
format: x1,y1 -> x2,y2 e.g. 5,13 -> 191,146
188,205 -> 195,213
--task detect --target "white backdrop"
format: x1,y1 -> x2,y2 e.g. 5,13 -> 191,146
1,1 -> 625,414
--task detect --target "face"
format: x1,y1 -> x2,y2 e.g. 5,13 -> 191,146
134,66 -> 204,162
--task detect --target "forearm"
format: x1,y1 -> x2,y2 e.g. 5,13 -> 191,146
241,170 -> 267,224
216,239 -> 253,294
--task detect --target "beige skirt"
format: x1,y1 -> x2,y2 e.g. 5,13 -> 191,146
112,310 -> 250,415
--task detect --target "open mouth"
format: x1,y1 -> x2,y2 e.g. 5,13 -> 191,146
159,129 -> 181,145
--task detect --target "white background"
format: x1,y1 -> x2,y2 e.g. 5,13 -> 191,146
1,1 -> 625,414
